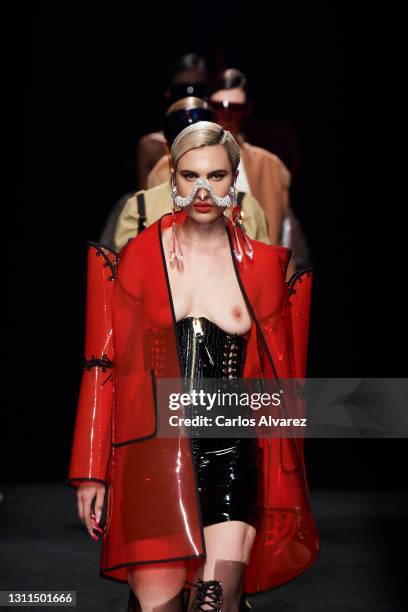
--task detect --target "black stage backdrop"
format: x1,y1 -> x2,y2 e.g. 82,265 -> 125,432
7,1 -> 405,490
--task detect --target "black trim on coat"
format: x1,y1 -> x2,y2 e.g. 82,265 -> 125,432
87,241 -> 118,280
287,267 -> 314,294
100,550 -> 208,578
112,369 -> 158,447
157,213 -> 207,561
82,355 -> 113,371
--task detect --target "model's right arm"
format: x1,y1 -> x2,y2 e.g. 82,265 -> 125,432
67,243 -> 117,534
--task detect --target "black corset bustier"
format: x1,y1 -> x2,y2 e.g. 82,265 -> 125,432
175,316 -> 247,381
175,316 -> 262,529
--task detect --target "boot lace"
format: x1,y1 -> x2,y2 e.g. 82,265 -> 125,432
185,579 -> 223,611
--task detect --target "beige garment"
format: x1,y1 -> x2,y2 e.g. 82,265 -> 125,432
113,181 -> 270,253
240,143 -> 291,245
147,142 -> 291,245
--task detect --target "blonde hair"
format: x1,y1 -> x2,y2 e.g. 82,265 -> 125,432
166,96 -> 209,115
170,121 -> 240,173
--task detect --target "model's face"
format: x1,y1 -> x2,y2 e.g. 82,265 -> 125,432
210,88 -> 248,135
175,144 -> 237,224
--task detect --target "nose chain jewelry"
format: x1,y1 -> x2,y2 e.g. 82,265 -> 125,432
171,177 -> 234,208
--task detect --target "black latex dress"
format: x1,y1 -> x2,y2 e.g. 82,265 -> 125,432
175,316 -> 262,529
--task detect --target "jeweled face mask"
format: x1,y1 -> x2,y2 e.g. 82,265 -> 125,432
171,177 -> 234,208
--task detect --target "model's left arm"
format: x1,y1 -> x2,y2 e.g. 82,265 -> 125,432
67,243 -> 117,489
287,267 -> 314,378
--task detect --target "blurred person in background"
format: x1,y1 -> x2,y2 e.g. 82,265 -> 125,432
136,53 -> 208,189
208,68 -> 311,270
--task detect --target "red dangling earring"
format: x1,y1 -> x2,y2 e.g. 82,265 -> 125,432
231,200 -> 244,263
229,187 -> 254,262
237,206 -> 254,260
169,179 -> 183,265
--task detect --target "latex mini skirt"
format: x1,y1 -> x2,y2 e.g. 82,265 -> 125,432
175,316 -> 262,529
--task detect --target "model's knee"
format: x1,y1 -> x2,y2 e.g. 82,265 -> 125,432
204,521 -> 256,564
128,565 -> 186,607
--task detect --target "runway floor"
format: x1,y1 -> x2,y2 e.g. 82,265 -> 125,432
0,486 -> 406,611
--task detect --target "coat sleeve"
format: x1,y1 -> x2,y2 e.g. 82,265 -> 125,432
287,268 -> 313,378
67,243 -> 117,489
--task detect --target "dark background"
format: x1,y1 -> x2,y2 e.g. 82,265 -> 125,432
7,2 -> 405,489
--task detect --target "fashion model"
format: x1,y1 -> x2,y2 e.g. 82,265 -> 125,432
68,121 -> 319,611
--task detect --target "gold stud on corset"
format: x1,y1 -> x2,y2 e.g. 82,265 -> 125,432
222,337 -> 240,379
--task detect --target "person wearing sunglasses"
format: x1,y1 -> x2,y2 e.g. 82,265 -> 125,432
136,53 -> 208,189
208,69 -> 311,273
104,97 -> 271,256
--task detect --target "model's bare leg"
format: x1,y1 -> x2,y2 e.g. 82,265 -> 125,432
186,521 -> 256,611
127,561 -> 186,612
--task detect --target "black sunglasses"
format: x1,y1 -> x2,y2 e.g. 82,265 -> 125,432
163,107 -> 215,144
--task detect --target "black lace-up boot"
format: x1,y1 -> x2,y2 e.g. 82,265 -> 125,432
186,579 -> 223,611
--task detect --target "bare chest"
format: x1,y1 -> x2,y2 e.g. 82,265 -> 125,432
164,236 -> 252,336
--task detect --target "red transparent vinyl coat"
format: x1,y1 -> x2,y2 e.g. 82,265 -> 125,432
67,212 -> 320,595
